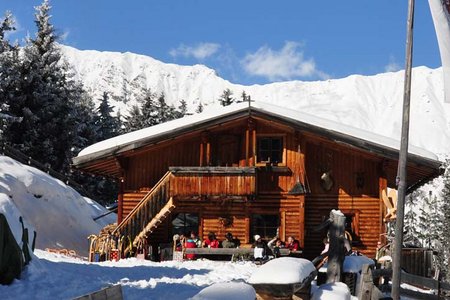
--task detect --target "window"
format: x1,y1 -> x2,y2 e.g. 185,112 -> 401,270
171,213 -> 199,235
257,137 -> 283,164
251,214 -> 279,240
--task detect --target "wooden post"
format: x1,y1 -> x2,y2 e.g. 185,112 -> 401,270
326,210 -> 346,283
206,141 -> 211,166
379,176 -> 388,245
252,129 -> 256,166
392,0 -> 415,298
199,143 -> 204,167
246,129 -> 250,166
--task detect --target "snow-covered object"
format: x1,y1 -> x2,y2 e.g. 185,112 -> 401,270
190,282 -> 256,300
75,101 -> 439,164
311,282 -> 351,300
248,257 -> 316,285
61,45 -> 450,156
0,156 -> 115,256
319,255 -> 375,274
343,256 -> 375,273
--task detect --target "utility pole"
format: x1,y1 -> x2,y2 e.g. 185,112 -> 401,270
391,0 -> 415,299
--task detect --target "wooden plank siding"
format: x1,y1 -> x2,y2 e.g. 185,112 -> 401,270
303,141 -> 382,259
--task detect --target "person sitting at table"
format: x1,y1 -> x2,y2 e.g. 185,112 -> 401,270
190,231 -> 202,248
222,232 -> 239,248
184,234 -> 197,260
286,236 -> 301,252
268,237 -> 285,258
202,232 -> 220,248
252,234 -> 269,261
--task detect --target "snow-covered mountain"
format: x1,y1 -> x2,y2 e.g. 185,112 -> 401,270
61,45 -> 450,156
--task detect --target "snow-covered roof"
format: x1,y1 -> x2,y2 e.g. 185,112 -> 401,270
73,101 -> 440,167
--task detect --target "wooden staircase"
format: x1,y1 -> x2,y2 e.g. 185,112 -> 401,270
112,171 -> 175,246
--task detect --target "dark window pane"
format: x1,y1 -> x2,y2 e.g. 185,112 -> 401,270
251,214 -> 279,240
257,137 -> 283,163
172,213 -> 199,235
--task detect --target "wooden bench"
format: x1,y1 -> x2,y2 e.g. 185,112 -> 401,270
183,248 -> 302,260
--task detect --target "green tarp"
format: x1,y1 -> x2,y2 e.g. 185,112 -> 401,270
0,213 -> 24,285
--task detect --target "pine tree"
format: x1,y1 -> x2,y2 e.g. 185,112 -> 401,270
177,99 -> 188,118
3,0 -> 85,173
95,92 -> 120,141
404,191 -> 421,246
140,88 -> 158,127
0,11 -> 15,53
196,102 -> 204,113
218,88 -> 234,106
155,92 -> 177,123
0,11 -> 19,137
124,104 -> 142,132
440,159 -> 450,280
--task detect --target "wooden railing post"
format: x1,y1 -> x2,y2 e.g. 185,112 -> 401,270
326,209 -> 346,283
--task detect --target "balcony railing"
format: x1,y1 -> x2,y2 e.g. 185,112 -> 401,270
169,166 -> 256,197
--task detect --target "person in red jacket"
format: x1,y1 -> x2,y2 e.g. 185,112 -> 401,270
202,232 -> 219,248
286,236 -> 301,251
184,235 -> 197,260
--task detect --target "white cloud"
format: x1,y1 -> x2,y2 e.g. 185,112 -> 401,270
169,42 -> 221,60
384,56 -> 401,72
241,41 -> 328,81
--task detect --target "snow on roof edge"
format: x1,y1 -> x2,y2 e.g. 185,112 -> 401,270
73,101 -> 440,166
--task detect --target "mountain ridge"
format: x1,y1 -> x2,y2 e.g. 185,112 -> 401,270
60,45 -> 450,156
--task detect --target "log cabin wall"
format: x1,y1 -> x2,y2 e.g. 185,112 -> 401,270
303,136 -> 383,259
119,116 -> 385,258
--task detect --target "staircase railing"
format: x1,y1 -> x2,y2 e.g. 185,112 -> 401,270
112,171 -> 173,245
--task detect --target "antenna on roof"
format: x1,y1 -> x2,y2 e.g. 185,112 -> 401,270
246,95 -> 255,118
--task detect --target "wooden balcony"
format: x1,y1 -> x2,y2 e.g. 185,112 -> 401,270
169,166 -> 256,198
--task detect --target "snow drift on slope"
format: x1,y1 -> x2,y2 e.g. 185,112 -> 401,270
0,156 -> 115,256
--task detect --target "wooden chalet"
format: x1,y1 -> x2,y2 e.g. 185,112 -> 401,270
73,102 -> 442,259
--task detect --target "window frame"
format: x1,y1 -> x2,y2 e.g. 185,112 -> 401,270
250,213 -> 280,241
171,212 -> 199,235
256,134 -> 286,166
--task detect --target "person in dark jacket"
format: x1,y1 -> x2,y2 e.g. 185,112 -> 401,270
222,232 -> 239,248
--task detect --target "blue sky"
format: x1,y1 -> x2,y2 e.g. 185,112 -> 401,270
0,0 -> 442,85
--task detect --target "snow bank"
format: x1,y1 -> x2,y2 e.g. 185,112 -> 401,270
248,257 -> 316,285
190,282 -> 256,300
0,156 -> 115,256
311,282 -> 351,300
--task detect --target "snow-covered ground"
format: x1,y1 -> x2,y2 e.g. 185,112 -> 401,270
0,250 -> 257,300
